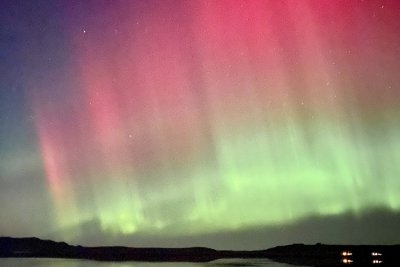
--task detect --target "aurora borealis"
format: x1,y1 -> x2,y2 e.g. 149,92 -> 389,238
1,0 -> 400,249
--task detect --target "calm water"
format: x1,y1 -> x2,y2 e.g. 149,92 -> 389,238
0,258 -> 302,267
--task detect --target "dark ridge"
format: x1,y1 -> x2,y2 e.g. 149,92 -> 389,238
1,237 -> 400,266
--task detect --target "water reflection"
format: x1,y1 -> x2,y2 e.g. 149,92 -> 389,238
207,258 -> 292,266
0,258 -> 300,267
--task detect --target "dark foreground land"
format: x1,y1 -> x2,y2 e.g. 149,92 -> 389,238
1,237 -> 399,266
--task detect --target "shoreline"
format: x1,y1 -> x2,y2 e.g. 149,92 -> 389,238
1,237 -> 399,266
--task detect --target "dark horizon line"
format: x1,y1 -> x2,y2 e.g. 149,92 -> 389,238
2,236 -> 400,266
2,235 -> 400,249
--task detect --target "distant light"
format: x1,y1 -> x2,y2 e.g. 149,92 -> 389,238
373,259 -> 383,264
372,252 -> 382,256
342,258 -> 353,264
342,251 -> 353,256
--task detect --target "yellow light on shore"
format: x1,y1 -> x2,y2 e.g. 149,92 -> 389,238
342,251 -> 352,256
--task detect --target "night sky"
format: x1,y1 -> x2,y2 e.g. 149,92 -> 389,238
1,0 -> 400,250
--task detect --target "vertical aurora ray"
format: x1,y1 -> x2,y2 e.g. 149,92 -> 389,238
26,0 -> 400,242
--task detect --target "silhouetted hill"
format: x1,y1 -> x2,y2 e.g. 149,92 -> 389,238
0,237 -> 219,261
1,237 -> 400,266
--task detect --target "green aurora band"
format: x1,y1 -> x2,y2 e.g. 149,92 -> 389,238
1,0 -> 400,248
